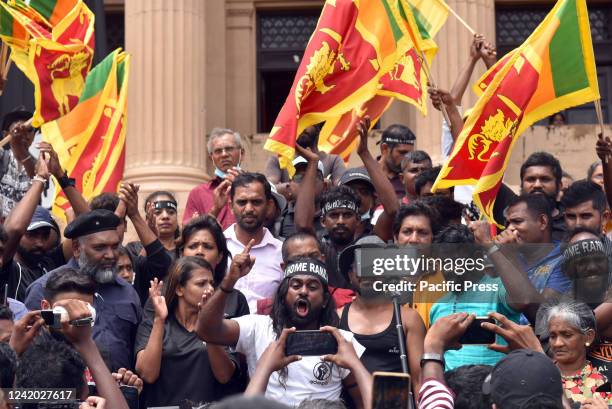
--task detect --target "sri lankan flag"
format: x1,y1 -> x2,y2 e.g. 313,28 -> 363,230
265,0 -> 433,173
433,0 -> 599,226
316,0 -> 448,162
0,0 -> 94,127
42,49 -> 129,220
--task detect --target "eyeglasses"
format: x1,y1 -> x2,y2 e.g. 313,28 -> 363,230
212,146 -> 237,156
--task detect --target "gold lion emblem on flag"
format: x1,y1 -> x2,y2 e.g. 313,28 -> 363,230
468,109 -> 517,162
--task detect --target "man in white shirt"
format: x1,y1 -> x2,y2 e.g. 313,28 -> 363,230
224,172 -> 284,311
196,254 -> 370,408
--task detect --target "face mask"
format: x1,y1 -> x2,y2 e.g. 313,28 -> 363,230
214,152 -> 242,179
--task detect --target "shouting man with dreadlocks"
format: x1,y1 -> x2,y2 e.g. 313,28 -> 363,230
196,241 -> 371,408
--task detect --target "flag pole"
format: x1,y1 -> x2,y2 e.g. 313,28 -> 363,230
443,2 -> 476,35
595,99 -> 608,164
418,50 -> 451,125
0,117 -> 34,148
0,43 -> 7,96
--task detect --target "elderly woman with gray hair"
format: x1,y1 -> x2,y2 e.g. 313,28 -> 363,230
541,300 -> 612,405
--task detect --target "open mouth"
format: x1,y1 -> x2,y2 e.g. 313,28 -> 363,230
295,299 -> 310,317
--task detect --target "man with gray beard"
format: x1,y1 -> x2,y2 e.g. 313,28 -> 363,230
23,209 -> 142,371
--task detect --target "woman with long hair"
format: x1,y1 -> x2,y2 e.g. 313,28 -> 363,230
180,215 -> 249,317
135,257 -> 238,406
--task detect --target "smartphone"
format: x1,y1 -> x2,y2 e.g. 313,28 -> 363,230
120,385 -> 139,409
372,371 -> 412,409
459,317 -> 495,345
41,309 -> 62,329
285,330 -> 338,356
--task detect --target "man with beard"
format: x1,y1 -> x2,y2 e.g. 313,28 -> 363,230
559,229 -> 612,382
337,235 -> 425,395
224,172 -> 283,312
196,254 -> 370,408
1,143 -> 90,301
562,180 -> 612,267
492,152 -> 566,240
377,124 -> 416,200
23,210 -> 142,371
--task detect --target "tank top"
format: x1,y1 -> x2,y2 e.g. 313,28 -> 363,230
339,302 -> 404,373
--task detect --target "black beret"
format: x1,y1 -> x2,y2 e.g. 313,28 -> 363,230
64,209 -> 121,239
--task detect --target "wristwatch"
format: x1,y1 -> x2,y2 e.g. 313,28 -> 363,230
420,352 -> 444,368
58,173 -> 76,189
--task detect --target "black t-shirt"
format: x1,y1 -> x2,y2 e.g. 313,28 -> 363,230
279,202 -> 325,239
0,245 -> 65,302
134,313 -> 240,407
126,240 -> 173,306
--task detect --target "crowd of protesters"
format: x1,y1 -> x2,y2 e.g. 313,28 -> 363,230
0,35 -> 611,409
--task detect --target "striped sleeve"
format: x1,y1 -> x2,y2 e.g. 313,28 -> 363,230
418,378 -> 454,409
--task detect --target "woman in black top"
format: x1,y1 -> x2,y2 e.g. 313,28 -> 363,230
135,257 -> 238,406
143,216 -> 249,319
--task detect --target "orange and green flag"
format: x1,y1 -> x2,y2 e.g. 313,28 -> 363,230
0,0 -> 94,127
10,0 -> 77,27
264,0 -> 427,173
433,0 -> 599,226
42,49 -> 129,220
315,0 -> 448,162
267,0 -> 449,169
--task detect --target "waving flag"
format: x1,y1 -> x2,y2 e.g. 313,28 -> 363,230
433,0 -> 599,226
0,0 -> 94,127
265,0 -> 442,173
270,0 -> 449,168
43,49 -> 129,220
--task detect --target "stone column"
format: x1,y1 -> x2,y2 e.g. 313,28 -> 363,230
123,0 -> 208,210
381,0 -> 496,163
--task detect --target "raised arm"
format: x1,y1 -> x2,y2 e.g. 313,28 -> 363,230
2,152 -> 49,263
469,221 -> 543,321
56,299 -> 129,409
353,117 -> 399,242
293,145 -> 320,235
119,182 -> 157,246
39,142 -> 90,216
195,240 -> 255,345
8,122 -> 36,178
429,88 -> 464,144
135,279 -> 167,383
595,134 -> 612,210
450,35 -> 484,104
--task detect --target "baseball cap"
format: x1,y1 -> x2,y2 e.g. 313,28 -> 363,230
292,156 -> 325,176
27,206 -> 59,233
482,349 -> 563,409
2,107 -> 33,133
338,235 -> 385,279
338,168 -> 374,191
269,182 -> 287,213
